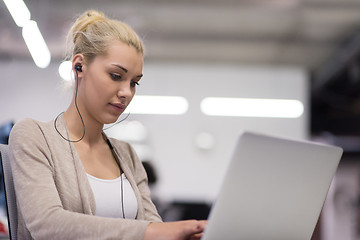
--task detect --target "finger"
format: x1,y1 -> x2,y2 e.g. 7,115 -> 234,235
192,221 -> 205,233
188,233 -> 203,240
185,220 -> 206,236
195,220 -> 207,232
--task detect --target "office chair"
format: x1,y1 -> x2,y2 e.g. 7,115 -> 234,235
0,144 -> 17,240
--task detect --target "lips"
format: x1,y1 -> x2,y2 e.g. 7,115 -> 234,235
109,102 -> 126,112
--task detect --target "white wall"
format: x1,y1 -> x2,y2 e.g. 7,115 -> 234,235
0,60 -> 309,202
0,61 -> 72,123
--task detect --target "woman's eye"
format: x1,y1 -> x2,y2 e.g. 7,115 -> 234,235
131,81 -> 140,87
110,73 -> 122,80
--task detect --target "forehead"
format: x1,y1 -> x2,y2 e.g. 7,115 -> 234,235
93,41 -> 143,72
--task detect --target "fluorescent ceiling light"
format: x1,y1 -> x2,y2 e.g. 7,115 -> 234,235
58,61 -> 73,81
3,0 -> 31,27
22,20 -> 51,68
201,97 -> 304,118
125,95 -> 188,115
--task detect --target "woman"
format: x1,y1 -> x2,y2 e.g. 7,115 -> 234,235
9,10 -> 206,239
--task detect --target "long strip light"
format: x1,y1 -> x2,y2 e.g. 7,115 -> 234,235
201,97 -> 304,118
3,0 -> 30,27
4,0 -> 51,68
22,20 -> 51,68
125,95 -> 189,115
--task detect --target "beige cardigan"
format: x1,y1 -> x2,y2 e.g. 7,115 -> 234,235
8,116 -> 162,240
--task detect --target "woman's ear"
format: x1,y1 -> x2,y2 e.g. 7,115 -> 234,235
72,54 -> 85,73
75,65 -> 82,72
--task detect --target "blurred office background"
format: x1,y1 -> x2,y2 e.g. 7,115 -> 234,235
1,0 -> 360,239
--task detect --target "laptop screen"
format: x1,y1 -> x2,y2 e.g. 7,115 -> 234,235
202,131 -> 342,240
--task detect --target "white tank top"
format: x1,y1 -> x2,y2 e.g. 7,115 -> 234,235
87,173 -> 138,219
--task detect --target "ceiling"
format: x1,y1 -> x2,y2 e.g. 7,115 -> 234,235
2,0 -> 360,136
1,0 -> 360,69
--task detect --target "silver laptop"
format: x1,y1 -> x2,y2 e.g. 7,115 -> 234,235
202,131 -> 343,240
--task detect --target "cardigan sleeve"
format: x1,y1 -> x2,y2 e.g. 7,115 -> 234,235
9,119 -> 151,240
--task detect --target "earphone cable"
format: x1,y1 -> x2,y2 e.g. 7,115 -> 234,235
103,111 -> 131,131
54,69 -> 86,143
121,174 -> 125,218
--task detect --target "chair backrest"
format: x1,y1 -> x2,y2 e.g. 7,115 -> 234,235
0,144 -> 17,240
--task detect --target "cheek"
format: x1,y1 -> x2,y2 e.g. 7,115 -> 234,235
84,77 -> 109,107
88,81 -> 103,100
130,88 -> 136,99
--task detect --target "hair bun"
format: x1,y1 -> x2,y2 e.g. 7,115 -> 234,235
84,10 -> 105,21
65,9 -> 144,62
70,10 -> 106,44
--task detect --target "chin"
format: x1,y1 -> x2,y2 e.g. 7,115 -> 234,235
100,116 -> 118,125
101,110 -> 129,125
103,118 -> 118,125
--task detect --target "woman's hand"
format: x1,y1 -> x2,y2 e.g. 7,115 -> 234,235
143,220 -> 207,240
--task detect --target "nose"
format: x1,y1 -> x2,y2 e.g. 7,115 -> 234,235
116,80 -> 133,99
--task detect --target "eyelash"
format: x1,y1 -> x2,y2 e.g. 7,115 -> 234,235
110,73 -> 122,81
110,73 -> 140,87
131,81 -> 140,87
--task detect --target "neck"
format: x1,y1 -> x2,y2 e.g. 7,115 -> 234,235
64,102 -> 104,146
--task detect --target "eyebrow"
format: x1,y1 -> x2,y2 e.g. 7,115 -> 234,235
111,63 -> 143,78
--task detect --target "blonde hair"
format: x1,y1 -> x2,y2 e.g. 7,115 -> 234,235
65,10 -> 144,63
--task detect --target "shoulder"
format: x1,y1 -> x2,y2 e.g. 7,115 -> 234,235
12,118 -> 51,129
10,118 -> 53,140
9,118 -> 71,169
9,118 -> 56,152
